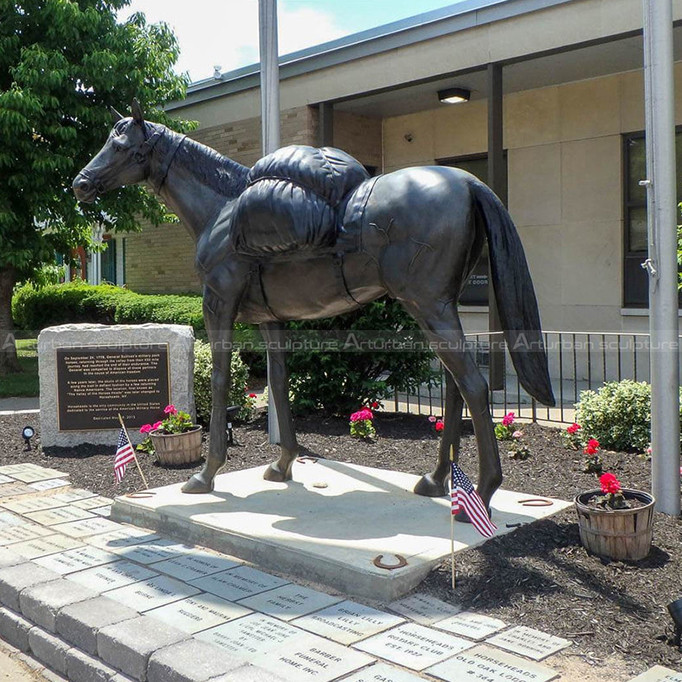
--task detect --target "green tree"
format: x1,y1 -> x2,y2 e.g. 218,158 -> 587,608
0,0 -> 192,374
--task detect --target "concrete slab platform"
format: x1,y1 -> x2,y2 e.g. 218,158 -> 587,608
111,460 -> 571,602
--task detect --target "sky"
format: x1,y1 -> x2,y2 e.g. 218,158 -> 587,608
120,0 -> 466,83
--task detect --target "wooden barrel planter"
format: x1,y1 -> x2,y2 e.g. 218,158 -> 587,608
574,489 -> 655,561
150,426 -> 203,467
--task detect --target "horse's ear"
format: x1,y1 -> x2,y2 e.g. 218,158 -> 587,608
109,106 -> 124,123
131,99 -> 144,124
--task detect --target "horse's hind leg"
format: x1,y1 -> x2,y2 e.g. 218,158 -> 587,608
414,371 -> 464,497
260,322 -> 298,482
402,301 -> 502,510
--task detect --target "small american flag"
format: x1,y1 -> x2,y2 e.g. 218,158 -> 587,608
114,428 -> 136,483
451,462 -> 497,538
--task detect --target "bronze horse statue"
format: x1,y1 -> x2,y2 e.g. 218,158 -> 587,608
73,102 -> 554,513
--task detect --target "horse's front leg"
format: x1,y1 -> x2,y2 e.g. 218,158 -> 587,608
182,291 -> 239,494
260,321 -> 298,482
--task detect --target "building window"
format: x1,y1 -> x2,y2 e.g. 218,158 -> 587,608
101,236 -> 117,284
437,153 -> 508,306
623,131 -> 682,308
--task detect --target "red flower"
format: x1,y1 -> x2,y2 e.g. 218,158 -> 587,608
248,393 -> 257,399
584,438 -> 600,456
371,401 -> 379,409
435,420 -> 444,432
600,472 -> 622,495
567,423 -> 581,435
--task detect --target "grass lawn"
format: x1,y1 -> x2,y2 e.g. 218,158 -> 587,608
0,339 -> 39,398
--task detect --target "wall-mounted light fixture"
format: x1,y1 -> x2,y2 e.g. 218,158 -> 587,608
438,87 -> 471,104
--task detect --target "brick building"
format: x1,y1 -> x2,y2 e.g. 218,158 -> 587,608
98,0 -> 682,338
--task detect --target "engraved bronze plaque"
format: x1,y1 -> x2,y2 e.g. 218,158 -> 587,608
56,344 -> 170,431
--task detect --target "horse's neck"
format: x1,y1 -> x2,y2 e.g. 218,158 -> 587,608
152,132 -> 248,242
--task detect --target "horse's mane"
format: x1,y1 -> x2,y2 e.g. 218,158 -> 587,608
154,123 -> 250,198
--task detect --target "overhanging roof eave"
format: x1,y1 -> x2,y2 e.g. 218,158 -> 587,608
166,0 -> 576,112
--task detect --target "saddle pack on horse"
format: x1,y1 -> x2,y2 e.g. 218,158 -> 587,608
231,145 -> 370,257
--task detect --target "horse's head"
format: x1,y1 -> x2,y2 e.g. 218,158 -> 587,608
73,100 -> 162,203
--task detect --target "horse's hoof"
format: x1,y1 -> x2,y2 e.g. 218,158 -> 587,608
182,473 -> 214,494
413,474 -> 448,497
455,507 -> 493,524
263,462 -> 293,483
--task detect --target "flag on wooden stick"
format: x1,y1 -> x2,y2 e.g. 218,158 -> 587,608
114,428 -> 135,483
115,414 -> 150,489
450,462 -> 497,538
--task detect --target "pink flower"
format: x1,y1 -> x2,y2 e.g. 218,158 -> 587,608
139,424 -> 152,434
428,416 -> 437,423
350,408 -> 373,422
567,423 -> 581,435
435,420 -> 444,433
152,421 -> 163,430
502,412 -> 515,427
164,404 -> 177,415
512,430 -> 523,439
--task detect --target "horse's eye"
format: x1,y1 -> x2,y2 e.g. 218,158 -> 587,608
112,137 -> 126,152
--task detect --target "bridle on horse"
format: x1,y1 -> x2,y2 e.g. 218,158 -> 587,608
77,123 -> 186,197
140,124 -> 187,194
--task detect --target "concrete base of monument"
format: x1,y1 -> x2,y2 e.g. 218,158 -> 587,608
111,460 -> 571,602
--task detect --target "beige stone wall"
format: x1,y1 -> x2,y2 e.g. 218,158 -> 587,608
171,0 -> 677,130
333,111 -> 382,170
125,222 -> 201,294
125,106 -> 318,294
382,65 -> 682,335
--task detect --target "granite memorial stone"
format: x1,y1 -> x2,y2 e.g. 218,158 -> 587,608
238,583 -> 342,621
486,625 -> 571,661
342,663 -> 426,682
105,574 -> 199,611
353,622 -> 473,671
294,600 -> 403,645
39,323 -> 194,447
196,613 -> 310,660
427,644 -> 559,682
147,593 -> 251,634
190,565 -> 289,601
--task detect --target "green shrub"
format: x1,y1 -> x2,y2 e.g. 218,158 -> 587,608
575,380 -> 682,452
13,284 -> 438,417
12,282 -> 132,329
12,282 -> 205,333
286,297 -> 439,415
193,340 -> 251,424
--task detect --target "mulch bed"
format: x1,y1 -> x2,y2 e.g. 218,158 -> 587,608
0,411 -> 681,671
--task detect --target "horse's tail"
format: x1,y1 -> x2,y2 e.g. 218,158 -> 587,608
469,180 -> 555,407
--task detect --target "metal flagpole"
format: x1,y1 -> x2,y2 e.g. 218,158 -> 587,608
258,0 -> 282,445
450,445 -> 456,590
642,0 -> 681,515
118,414 -> 149,490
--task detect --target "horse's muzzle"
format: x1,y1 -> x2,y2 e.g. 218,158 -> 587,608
72,173 -> 97,203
